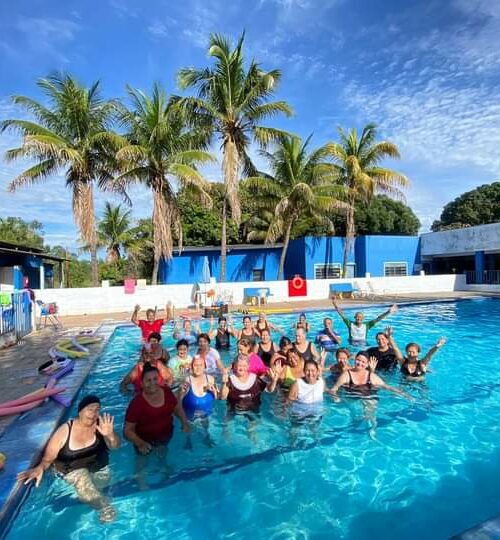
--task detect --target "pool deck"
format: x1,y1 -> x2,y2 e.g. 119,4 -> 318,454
0,290 -> 495,536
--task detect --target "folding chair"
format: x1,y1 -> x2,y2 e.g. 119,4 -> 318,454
36,300 -> 62,329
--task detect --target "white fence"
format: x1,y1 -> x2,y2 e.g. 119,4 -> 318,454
33,274 -> 466,316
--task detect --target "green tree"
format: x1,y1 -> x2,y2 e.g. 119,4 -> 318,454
431,182 -> 500,231
354,195 -> 420,235
0,217 -> 45,248
177,32 -> 293,281
97,202 -> 133,263
326,123 -> 409,276
1,73 -> 120,286
115,83 -> 214,284
245,135 -> 347,279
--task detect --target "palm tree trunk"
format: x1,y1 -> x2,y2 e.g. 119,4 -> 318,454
277,222 -> 293,280
342,201 -> 355,278
151,177 -> 174,285
220,196 -> 227,282
73,182 -> 99,286
152,252 -> 160,285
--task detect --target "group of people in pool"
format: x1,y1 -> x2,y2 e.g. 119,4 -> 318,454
18,298 -> 446,522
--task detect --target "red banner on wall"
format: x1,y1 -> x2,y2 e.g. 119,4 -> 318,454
288,275 -> 307,297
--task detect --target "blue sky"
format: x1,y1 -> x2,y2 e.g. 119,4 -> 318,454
1,0 -> 499,249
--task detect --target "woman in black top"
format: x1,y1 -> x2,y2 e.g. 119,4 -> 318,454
17,395 -> 120,522
254,328 -> 278,367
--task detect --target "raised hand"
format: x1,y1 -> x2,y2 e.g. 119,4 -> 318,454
385,326 -> 393,337
96,413 -> 115,438
134,304 -> 141,312
436,337 -> 446,348
368,356 -> 378,372
389,304 -> 398,314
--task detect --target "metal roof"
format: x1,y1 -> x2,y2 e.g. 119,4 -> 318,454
172,243 -> 284,253
0,240 -> 68,262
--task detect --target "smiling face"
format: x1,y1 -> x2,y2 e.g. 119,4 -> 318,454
142,370 -> 160,394
234,357 -> 249,377
258,312 -> 266,322
191,356 -> 205,376
303,361 -> 319,384
260,329 -> 271,344
354,354 -> 369,370
198,336 -> 210,353
336,350 -> 350,366
243,317 -> 252,329
287,350 -> 301,367
146,309 -> 155,323
177,343 -> 188,359
376,333 -> 389,350
183,320 -> 192,332
78,403 -> 100,425
406,344 -> 420,360
238,339 -> 251,354
354,312 -> 364,325
295,328 -> 306,344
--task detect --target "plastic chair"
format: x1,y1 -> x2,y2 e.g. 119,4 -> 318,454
36,300 -> 62,329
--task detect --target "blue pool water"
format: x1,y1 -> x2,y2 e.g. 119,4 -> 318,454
6,298 -> 500,539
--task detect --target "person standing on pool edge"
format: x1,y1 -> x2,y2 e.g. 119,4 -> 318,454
332,298 -> 398,347
131,302 -> 174,341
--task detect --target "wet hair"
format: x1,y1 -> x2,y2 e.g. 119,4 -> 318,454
197,333 -> 211,344
218,316 -> 227,323
299,312 -> 307,319
335,348 -> 350,359
354,312 -> 364,318
238,338 -> 252,349
148,332 -> 162,342
375,331 -> 388,340
176,338 -> 189,349
405,342 -> 421,353
323,317 -> 332,325
260,328 -> 271,337
355,351 -> 369,361
141,364 -> 159,381
146,309 -> 155,317
242,315 -> 252,323
279,336 -> 292,349
303,359 -> 319,371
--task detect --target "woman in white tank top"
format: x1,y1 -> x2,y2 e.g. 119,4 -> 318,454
288,360 -> 326,404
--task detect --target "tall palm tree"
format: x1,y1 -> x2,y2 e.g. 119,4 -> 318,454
244,135 -> 348,279
115,83 -> 214,284
177,32 -> 293,281
326,124 -> 409,277
0,73 -> 120,286
98,201 -> 133,263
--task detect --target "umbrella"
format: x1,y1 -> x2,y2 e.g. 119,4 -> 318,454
201,256 -> 211,284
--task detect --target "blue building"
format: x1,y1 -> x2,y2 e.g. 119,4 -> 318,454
159,235 -> 421,284
0,241 -> 65,289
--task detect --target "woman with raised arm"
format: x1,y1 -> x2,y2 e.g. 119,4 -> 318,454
131,302 -> 173,341
17,395 -> 120,522
229,315 -> 260,346
388,329 -> 447,380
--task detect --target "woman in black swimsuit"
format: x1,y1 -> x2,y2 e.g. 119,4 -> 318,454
330,352 -> 412,401
17,395 -> 120,522
389,330 -> 446,380
254,328 -> 278,367
208,316 -> 232,350
230,315 -> 259,346
293,328 -> 320,365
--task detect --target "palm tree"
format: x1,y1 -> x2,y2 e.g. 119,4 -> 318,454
177,32 -> 293,281
0,73 -> 120,286
98,201 -> 133,263
244,135 -> 348,279
326,124 -> 409,277
114,83 -> 214,284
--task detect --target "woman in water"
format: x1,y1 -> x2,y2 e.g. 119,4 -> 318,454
196,333 -> 224,374
254,328 -> 279,368
294,312 -> 310,333
220,355 -> 280,412
173,318 -> 200,347
235,338 -> 267,376
230,315 -> 260,346
330,352 -> 413,401
140,332 -> 169,364
120,347 -> 174,395
389,331 -> 447,380
178,355 -> 218,421
208,316 -> 232,351
329,348 -> 351,382
288,359 -> 326,405
254,312 -> 283,337
168,339 -> 193,380
293,328 -> 320,365
18,395 -> 120,522
276,349 -> 305,392
270,336 -> 294,367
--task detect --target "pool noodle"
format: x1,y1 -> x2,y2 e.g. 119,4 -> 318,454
0,387 -> 65,409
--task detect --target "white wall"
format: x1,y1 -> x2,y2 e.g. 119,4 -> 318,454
461,284 -> 500,293
421,222 -> 500,256
34,274 -> 466,316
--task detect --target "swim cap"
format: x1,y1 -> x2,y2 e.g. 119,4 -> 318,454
77,394 -> 101,412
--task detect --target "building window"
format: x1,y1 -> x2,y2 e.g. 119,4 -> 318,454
384,262 -> 408,277
252,268 -> 264,281
314,263 -> 341,279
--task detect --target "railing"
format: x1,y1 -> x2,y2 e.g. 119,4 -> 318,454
0,290 -> 33,340
466,270 -> 500,285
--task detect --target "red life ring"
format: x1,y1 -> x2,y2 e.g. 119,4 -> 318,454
292,276 -> 304,290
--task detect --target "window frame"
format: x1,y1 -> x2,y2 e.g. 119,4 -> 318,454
383,261 -> 408,277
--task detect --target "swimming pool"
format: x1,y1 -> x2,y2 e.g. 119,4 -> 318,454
6,298 -> 500,539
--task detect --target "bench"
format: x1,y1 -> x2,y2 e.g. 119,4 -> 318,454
329,283 -> 356,299
243,287 -> 272,306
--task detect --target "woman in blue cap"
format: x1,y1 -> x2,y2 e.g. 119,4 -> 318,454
17,394 -> 120,522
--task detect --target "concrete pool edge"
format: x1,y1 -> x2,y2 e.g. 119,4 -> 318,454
0,322 -> 123,539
